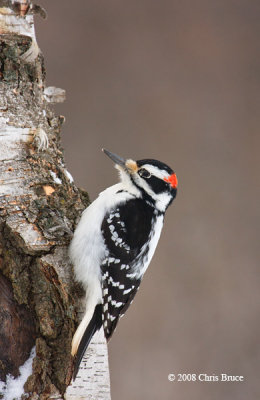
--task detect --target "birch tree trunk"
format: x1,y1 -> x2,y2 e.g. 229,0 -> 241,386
0,1 -> 110,399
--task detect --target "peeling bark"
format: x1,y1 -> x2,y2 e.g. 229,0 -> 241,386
0,2 -> 110,399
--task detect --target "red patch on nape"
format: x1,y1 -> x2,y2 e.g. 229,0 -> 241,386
164,173 -> 178,188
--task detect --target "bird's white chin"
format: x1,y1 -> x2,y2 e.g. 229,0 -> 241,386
115,165 -> 141,198
154,192 -> 173,212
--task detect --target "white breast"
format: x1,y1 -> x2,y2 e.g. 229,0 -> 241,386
69,183 -> 138,291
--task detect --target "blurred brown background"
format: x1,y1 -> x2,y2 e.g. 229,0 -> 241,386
37,1 -> 259,399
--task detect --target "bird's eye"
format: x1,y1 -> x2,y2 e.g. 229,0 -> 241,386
138,168 -> 151,179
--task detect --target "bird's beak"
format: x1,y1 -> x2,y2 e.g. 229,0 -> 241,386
102,149 -> 138,173
102,149 -> 126,168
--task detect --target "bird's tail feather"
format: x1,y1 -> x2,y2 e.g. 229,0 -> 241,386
73,304 -> 103,380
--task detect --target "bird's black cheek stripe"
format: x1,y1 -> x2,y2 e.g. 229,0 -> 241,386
147,176 -> 169,194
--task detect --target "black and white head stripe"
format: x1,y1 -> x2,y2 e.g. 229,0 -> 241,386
137,159 -> 173,176
136,160 -> 175,191
125,159 -> 177,211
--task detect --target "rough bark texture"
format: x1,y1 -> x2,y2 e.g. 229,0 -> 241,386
0,2 -> 110,399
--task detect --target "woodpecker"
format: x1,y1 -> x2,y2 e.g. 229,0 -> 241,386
70,149 -> 178,379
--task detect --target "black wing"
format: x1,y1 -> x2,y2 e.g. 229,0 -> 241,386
101,197 -> 155,339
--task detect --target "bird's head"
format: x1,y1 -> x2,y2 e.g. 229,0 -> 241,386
103,149 -> 178,212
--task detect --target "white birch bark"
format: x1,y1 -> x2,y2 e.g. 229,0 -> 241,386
65,307 -> 110,400
0,1 -> 110,398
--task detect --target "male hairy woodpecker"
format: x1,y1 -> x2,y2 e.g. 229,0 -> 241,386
70,149 -> 178,379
